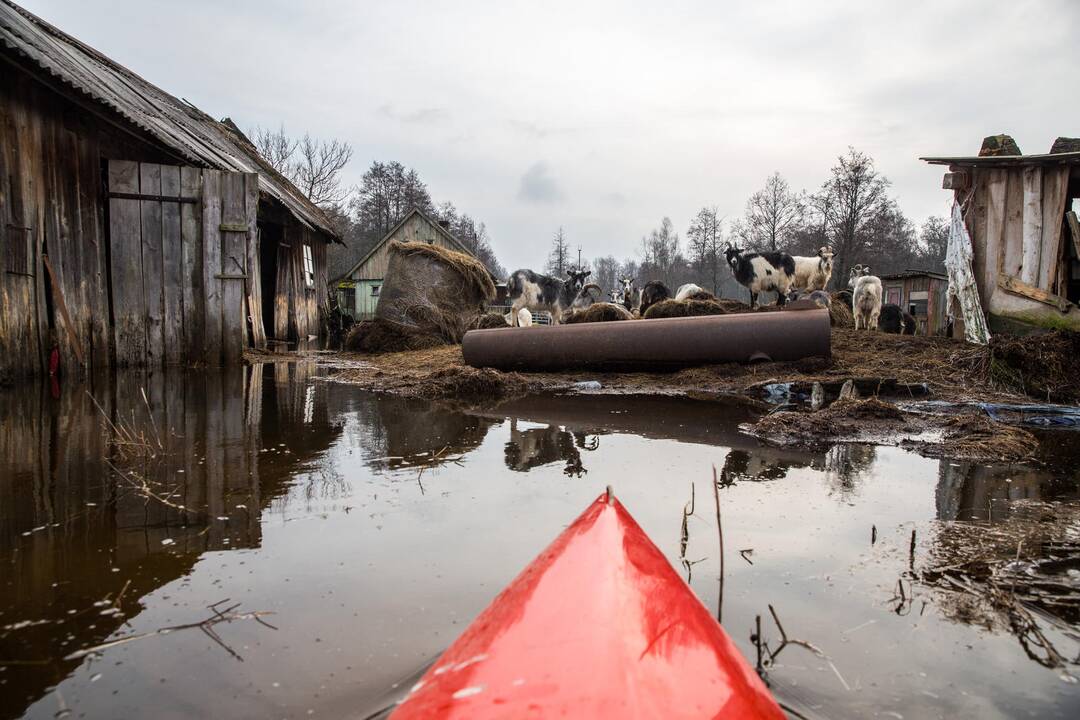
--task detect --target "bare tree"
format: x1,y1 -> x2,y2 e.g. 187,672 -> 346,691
686,206 -> 725,294
546,227 -> 571,277
641,217 -> 684,288
742,172 -> 804,252
919,216 -> 949,270
818,148 -> 890,284
250,125 -> 352,206
591,255 -> 620,294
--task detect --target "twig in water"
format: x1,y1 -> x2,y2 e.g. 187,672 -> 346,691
679,482 -> 695,559
763,604 -> 850,691
712,465 -> 724,624
739,548 -> 754,565
64,602 -> 275,662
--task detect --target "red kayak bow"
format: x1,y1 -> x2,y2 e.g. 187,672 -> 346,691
391,490 -> 785,719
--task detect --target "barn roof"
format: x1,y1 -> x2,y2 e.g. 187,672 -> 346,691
0,0 -> 340,242
340,208 -> 474,280
921,150 -> 1080,168
880,269 -> 947,281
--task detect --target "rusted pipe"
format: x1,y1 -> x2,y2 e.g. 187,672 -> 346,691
462,303 -> 830,372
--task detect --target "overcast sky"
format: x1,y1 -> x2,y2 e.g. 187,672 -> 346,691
21,0 -> 1080,270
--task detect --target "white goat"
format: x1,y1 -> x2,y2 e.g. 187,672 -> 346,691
674,283 -> 707,301
790,246 -> 834,292
848,265 -> 882,330
504,308 -> 533,327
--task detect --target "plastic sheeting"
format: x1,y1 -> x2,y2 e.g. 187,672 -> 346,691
945,201 -> 992,344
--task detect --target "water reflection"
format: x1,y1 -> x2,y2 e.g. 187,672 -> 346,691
1,372 -> 1078,719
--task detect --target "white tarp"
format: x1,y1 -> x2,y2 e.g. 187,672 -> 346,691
945,201 -> 991,345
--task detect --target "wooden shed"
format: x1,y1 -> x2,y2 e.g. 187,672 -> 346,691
335,209 -> 476,320
0,1 -> 340,382
923,135 -> 1080,334
879,270 -> 950,336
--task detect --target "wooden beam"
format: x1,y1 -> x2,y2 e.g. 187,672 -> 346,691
998,272 -> 1072,313
942,171 -> 969,190
1067,211 -> 1080,260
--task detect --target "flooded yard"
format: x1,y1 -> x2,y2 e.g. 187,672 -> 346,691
2,363 -> 1079,719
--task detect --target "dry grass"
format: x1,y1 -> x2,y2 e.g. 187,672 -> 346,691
935,414 -> 1039,462
564,303 -> 634,323
343,319 -> 449,354
978,330 -> 1080,403
388,240 -> 496,300
643,298 -> 729,319
473,312 -> 510,329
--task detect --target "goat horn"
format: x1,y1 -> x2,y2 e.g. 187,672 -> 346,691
582,283 -> 602,295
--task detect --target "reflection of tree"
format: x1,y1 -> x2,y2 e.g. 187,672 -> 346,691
504,420 -> 600,477
821,444 -> 876,497
720,449 -> 808,483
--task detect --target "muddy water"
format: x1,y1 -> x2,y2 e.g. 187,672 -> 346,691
1,363 -> 1078,719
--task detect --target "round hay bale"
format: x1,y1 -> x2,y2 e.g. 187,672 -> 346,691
474,312 -> 510,330
375,240 -> 496,344
684,290 -> 717,302
564,303 -> 634,324
643,298 -> 728,319
828,299 -> 855,328
343,319 -> 448,354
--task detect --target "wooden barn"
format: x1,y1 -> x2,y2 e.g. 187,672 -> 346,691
335,208 -> 476,320
923,135 -> 1080,334
879,270 -> 950,336
0,1 -> 340,382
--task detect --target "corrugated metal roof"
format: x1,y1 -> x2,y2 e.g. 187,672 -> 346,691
0,0 -> 340,242
921,150 -> 1080,167
880,269 -> 947,281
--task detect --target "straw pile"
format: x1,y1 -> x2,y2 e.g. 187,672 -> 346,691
643,298 -> 728,319
564,303 -> 634,324
937,414 -> 1039,462
981,330 -> 1080,403
348,240 -> 496,353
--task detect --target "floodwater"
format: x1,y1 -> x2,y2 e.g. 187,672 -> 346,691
1,363 -> 1078,720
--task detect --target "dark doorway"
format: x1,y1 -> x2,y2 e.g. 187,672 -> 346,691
259,221 -> 282,339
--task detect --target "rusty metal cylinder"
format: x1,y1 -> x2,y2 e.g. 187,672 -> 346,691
462,305 -> 831,372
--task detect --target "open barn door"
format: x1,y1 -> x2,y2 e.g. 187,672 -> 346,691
106,160 -> 265,367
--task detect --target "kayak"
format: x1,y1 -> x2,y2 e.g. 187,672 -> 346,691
390,489 -> 785,719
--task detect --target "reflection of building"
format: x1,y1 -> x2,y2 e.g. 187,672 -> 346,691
0,363 -> 342,720
935,462 -> 1054,521
504,420 -> 599,476
880,271 -> 950,336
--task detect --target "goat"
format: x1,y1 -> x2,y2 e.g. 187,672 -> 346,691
848,265 -> 883,330
674,283 -> 707,301
723,245 -> 795,308
879,304 -> 916,335
617,276 -> 636,312
503,307 -> 533,327
638,280 -> 671,316
790,289 -> 832,308
789,246 -> 835,293
507,268 -> 592,326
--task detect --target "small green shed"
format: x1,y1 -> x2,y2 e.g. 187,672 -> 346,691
334,209 -> 478,320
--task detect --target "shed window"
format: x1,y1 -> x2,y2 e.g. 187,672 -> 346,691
302,244 -> 315,288
341,287 -> 355,311
371,285 -> 381,297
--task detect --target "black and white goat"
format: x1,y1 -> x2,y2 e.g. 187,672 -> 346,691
723,245 -> 795,308
506,268 -> 596,326
617,276 -> 636,312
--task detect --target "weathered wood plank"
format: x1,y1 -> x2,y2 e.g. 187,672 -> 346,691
139,163 -> 164,366
998,273 -> 1072,312
244,173 -> 266,349
1039,166 -> 1070,290
220,172 -> 247,363
981,169 -> 1007,310
1067,211 -> 1080,261
275,238 -> 292,340
160,165 -> 183,365
107,160 -> 145,367
201,169 -> 223,365
1001,170 -> 1025,281
1020,166 -> 1043,286
180,167 -> 203,361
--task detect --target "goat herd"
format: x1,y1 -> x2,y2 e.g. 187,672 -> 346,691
505,245 -> 914,334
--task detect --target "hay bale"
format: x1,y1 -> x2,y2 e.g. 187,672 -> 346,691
684,290 -> 717,302
343,319 -> 448,354
979,134 -> 1021,157
419,366 -> 527,401
474,312 -> 510,329
828,299 -> 855,328
374,240 -> 496,345
564,303 -> 634,324
714,298 -> 752,314
643,298 -> 728,319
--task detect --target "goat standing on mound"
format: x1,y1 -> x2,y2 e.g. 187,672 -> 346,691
790,247 -> 834,293
617,276 -> 636,313
507,268 -> 595,326
848,265 -> 883,330
723,245 -> 795,308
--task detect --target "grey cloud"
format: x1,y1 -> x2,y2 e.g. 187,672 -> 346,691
517,162 -> 561,204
